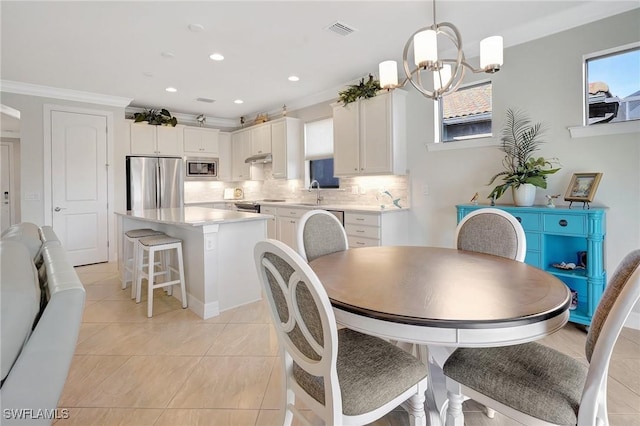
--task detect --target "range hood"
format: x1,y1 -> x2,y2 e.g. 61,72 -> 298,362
245,153 -> 272,163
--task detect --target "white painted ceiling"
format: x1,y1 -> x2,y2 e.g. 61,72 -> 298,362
1,1 -> 638,123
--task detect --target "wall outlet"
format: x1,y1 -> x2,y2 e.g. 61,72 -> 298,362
422,184 -> 430,196
359,186 -> 366,195
24,192 -> 40,201
351,186 -> 359,195
205,235 -> 216,251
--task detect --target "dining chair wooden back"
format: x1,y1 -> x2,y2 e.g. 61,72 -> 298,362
254,239 -> 429,426
443,249 -> 640,426
455,208 -> 526,262
296,209 -> 348,262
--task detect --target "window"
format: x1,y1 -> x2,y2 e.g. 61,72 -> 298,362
585,44 -> 640,125
438,81 -> 492,142
304,118 -> 339,188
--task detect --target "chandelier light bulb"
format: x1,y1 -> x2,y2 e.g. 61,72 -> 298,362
414,30 -> 438,67
379,60 -> 398,89
433,64 -> 451,90
480,36 -> 503,72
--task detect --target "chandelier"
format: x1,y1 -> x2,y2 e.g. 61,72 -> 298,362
379,0 -> 503,99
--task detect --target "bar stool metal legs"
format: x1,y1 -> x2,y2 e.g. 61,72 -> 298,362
135,234 -> 187,318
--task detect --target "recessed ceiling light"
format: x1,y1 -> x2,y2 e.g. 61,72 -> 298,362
234,99 -> 244,104
188,23 -> 205,32
209,53 -> 224,61
165,87 -> 177,93
288,75 -> 300,82
161,51 -> 175,58
143,72 -> 153,77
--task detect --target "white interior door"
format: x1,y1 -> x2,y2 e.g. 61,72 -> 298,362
51,110 -> 108,266
0,144 -> 13,233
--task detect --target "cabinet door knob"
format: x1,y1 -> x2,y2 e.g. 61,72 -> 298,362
559,219 -> 568,227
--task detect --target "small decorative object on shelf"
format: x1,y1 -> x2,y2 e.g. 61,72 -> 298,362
240,116 -> 246,127
196,114 -> 206,127
254,113 -> 268,125
487,108 -> 561,206
570,290 -> 578,310
282,104 -> 287,117
469,192 -> 479,205
132,108 -> 178,126
564,172 -> 603,209
338,74 -> 381,106
545,193 -> 560,208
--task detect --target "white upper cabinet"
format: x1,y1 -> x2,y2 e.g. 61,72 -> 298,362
217,132 -> 232,181
332,90 -> 407,176
183,127 -> 220,157
250,123 -> 271,155
231,129 -> 264,181
271,117 -> 301,179
129,121 -> 183,156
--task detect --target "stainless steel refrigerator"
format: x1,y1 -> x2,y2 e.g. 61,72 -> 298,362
126,156 -> 184,210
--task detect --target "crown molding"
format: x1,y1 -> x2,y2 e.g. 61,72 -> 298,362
0,80 -> 133,108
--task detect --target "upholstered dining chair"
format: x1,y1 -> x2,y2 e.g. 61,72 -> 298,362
296,209 -> 348,262
455,208 -> 526,262
443,249 -> 640,426
254,239 -> 429,426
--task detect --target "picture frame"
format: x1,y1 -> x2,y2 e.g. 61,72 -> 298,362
564,172 -> 603,203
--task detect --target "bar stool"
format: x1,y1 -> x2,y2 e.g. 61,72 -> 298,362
122,228 -> 165,298
135,234 -> 187,318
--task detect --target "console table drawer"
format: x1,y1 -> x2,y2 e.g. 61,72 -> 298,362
345,224 -> 380,239
543,214 -> 586,235
511,212 -> 541,231
525,232 -> 541,251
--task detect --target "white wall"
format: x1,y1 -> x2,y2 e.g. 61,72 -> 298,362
0,92 -> 127,260
404,10 -> 640,316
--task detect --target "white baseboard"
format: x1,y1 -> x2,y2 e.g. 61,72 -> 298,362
625,311 -> 640,330
171,292 -> 219,320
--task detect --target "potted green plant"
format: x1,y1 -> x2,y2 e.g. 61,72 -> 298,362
132,108 -> 178,127
488,108 -> 560,206
338,74 -> 381,106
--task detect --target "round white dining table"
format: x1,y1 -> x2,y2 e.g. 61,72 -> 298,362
309,246 -> 571,425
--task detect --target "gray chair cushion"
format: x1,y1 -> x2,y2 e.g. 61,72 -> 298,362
303,214 -> 347,262
293,328 -> 428,416
586,249 -> 640,362
443,342 -> 587,425
457,213 -> 519,259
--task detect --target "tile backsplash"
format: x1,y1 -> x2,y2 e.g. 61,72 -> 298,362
184,164 -> 409,208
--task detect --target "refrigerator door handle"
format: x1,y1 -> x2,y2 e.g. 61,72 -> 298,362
156,161 -> 161,208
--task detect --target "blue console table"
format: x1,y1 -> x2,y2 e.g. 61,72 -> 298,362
456,204 -> 607,326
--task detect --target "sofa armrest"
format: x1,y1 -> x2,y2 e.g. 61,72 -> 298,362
0,244 -> 85,425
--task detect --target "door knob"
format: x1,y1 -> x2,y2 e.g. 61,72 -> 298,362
54,206 -> 67,212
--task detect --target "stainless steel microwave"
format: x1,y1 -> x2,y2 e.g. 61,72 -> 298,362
185,157 -> 218,180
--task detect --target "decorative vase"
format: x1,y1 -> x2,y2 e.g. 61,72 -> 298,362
513,184 -> 536,207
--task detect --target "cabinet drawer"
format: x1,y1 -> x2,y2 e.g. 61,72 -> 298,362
345,212 -> 380,227
348,236 -> 380,248
261,207 -> 276,215
510,212 -> 541,231
543,214 -> 586,235
524,251 -> 542,268
345,224 -> 380,239
276,207 -> 307,218
525,232 -> 540,251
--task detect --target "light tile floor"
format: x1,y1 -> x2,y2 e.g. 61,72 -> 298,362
56,262 -> 640,426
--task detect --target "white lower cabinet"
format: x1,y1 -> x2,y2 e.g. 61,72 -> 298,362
345,211 -> 408,247
275,207 -> 307,251
260,206 -> 277,239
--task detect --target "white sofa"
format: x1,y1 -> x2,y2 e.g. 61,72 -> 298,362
1,223 -> 85,425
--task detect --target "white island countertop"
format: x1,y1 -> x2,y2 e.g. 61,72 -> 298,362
115,206 -> 272,227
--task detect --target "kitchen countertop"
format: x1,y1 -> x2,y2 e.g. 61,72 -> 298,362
185,200 -> 409,214
115,206 -> 272,226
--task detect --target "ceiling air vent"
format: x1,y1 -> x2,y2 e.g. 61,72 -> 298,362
196,97 -> 215,103
325,21 -> 357,36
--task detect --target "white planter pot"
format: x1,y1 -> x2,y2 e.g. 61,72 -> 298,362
513,184 -> 536,207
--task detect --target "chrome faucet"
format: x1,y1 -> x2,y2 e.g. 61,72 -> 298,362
309,179 -> 323,205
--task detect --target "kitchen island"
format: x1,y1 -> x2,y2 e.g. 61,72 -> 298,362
115,206 -> 270,319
